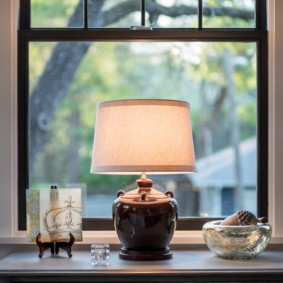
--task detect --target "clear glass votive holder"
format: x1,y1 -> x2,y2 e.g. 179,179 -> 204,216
91,244 -> 110,266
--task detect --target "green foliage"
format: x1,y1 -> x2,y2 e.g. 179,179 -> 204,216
31,0 -> 80,27
203,0 -> 255,28
29,1 -> 258,194
29,42 -> 56,94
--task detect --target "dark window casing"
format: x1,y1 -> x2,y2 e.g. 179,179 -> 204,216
18,0 -> 268,231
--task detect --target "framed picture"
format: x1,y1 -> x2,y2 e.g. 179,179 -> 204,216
26,188 -> 82,242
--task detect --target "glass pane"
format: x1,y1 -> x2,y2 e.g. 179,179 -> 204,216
29,41 -> 257,218
31,0 -> 83,28
88,0 -> 141,28
88,0 -> 198,28
203,0 -> 256,28
148,0 -> 198,28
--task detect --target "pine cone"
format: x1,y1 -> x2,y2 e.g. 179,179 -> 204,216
237,210 -> 257,225
221,210 -> 267,226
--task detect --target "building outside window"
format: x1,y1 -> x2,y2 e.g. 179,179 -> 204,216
18,0 -> 268,230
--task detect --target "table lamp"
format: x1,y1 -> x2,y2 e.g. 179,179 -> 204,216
90,99 -> 196,260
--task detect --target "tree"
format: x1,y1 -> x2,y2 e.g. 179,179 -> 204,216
29,1 -> 256,198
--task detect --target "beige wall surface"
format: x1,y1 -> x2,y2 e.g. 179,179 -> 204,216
270,0 -> 283,236
0,0 -> 17,238
0,0 -> 282,242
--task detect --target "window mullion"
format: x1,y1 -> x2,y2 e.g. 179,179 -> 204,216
20,29 -> 266,42
198,0 -> 203,30
256,0 -> 267,30
84,0 -> 88,29
19,0 -> 31,29
17,34 -> 29,231
257,32 -> 268,218
141,0 -> 146,27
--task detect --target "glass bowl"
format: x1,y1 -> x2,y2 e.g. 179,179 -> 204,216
202,220 -> 271,259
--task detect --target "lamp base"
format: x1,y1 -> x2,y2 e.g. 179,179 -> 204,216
119,247 -> 172,261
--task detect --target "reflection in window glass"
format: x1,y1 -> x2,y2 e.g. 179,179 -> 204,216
88,0 -> 198,28
88,0 -> 141,28
149,0 -> 198,28
29,41 -> 257,218
203,0 -> 255,28
31,0 -> 83,28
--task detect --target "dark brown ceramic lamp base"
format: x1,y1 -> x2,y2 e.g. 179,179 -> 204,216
119,247 -> 172,261
113,174 -> 178,261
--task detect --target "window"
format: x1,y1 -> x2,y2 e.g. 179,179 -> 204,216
18,0 -> 268,230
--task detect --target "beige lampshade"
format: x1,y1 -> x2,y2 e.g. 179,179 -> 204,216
90,99 -> 197,174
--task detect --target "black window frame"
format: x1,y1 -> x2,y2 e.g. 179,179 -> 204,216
18,0 -> 268,231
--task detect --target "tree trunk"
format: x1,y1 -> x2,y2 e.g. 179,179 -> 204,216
29,1 -> 105,174
67,110 -> 81,183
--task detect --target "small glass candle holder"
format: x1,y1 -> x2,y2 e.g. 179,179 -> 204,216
91,244 -> 110,266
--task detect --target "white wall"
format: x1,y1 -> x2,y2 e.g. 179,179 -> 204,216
0,0 -> 17,238
0,0 -> 282,242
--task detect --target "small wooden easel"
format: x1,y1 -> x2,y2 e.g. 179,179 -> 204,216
36,232 -> 75,258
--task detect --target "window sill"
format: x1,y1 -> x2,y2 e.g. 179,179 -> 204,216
1,231 -> 283,245
0,247 -> 283,282
0,231 -> 204,244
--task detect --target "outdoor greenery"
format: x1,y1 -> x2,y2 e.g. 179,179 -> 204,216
28,0 -> 257,216
31,0 -> 81,27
